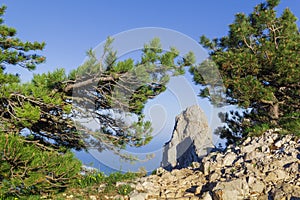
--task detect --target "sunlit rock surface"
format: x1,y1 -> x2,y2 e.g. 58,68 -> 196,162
161,105 -> 214,170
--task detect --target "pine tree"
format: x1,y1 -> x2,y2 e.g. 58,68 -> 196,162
0,5 -> 84,150
1,3 -> 196,154
0,6 -> 82,197
66,37 -> 196,150
192,0 -> 300,143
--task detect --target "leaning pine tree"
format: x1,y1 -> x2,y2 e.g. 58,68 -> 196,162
0,5 -> 82,198
191,0 -> 300,143
0,4 -> 197,196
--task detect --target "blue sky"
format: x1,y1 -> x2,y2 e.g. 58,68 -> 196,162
1,0 -> 299,81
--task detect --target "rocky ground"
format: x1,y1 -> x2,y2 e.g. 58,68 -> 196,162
116,129 -> 300,200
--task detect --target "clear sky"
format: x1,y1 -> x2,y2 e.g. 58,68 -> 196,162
1,0 -> 299,81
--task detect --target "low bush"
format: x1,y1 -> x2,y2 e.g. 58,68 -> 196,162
0,133 -> 82,198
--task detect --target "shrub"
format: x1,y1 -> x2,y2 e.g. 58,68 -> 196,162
0,133 -> 82,198
117,184 -> 133,195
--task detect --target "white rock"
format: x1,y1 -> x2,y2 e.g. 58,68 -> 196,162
89,195 -> 97,200
129,191 -> 148,200
161,105 -> 214,169
201,191 -> 213,200
251,180 -> 265,193
135,183 -> 144,191
213,178 -> 250,200
209,172 -> 220,182
141,181 -> 155,188
243,137 -> 252,145
245,151 -> 265,161
191,162 -> 200,169
247,175 -> 256,186
203,161 -> 210,176
241,145 -> 256,154
261,145 -> 270,153
223,152 -> 237,166
275,140 -> 283,148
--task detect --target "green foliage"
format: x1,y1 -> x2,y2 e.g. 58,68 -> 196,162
245,123 -> 270,137
129,84 -> 166,115
0,7 -> 84,199
106,172 -> 137,186
110,59 -> 134,73
0,6 -> 82,150
194,0 -> 300,143
117,184 -> 133,195
183,51 -> 196,66
0,68 -> 83,149
70,37 -> 195,149
0,5 -> 45,71
69,49 -> 103,80
0,133 -> 81,198
279,112 -> 300,136
73,171 -> 138,197
75,172 -> 105,188
189,59 -> 225,105
32,68 -> 67,91
14,102 -> 40,127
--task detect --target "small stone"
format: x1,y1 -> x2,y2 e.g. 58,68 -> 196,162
114,195 -> 125,200
245,151 -> 265,162
241,145 -> 256,154
212,178 -> 250,200
251,180 -> 265,193
261,145 -> 270,153
271,133 -> 279,141
155,167 -> 167,176
271,188 -> 286,200
266,170 -> 288,182
234,156 -> 244,166
276,169 -> 288,180
165,192 -> 176,198
129,192 -> 148,200
135,183 -> 144,191
223,152 -> 237,166
116,181 -> 127,187
209,172 -> 220,182
89,195 -> 97,200
247,175 -> 256,185
183,192 -> 195,197
202,161 -> 210,175
265,171 -> 278,182
175,191 -> 184,198
98,183 -> 106,192
195,185 -> 202,195
142,181 -> 155,188
243,137 -> 252,145
275,140 -> 283,148
201,191 -> 213,200
191,161 -> 201,169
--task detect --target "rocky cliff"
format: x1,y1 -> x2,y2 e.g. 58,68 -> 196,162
161,105 -> 214,170
128,129 -> 300,200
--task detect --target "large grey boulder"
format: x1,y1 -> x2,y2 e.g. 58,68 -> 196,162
161,105 -> 214,169
212,178 -> 250,200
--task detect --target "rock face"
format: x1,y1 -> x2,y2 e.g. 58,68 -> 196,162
126,129 -> 300,200
161,105 -> 214,169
